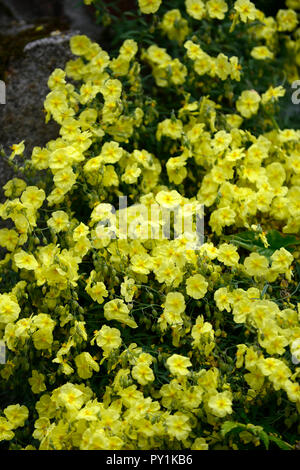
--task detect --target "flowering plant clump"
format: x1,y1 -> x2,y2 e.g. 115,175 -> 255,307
0,0 -> 300,451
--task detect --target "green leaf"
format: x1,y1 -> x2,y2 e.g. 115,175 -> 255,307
225,229 -> 300,260
221,421 -> 245,437
268,435 -> 293,450
266,230 -> 300,251
258,430 -> 269,450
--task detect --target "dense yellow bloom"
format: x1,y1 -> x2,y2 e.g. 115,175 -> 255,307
0,3 -> 299,450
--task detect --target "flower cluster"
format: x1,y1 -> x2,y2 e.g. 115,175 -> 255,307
0,0 -> 299,451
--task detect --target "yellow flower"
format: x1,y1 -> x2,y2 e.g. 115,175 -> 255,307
165,412 -> 191,440
70,35 -> 91,56
185,0 -> 206,20
53,167 -> 77,192
276,9 -> 298,32
94,325 -> 122,354
10,141 -> 25,159
156,118 -> 183,140
121,164 -> 141,184
217,243 -> 240,267
101,141 -> 123,164
100,79 -> 122,101
251,46 -> 274,60
234,0 -> 257,22
236,89 -> 261,118
207,0 -> 228,20
21,186 -> 46,210
56,383 -> 85,410
132,363 -> 155,385
236,344 -> 247,368
104,299 -> 137,328
164,292 -> 186,314
271,247 -> 293,272
138,0 -> 162,14
232,299 -> 252,323
261,85 -> 286,104
156,189 -> 182,209
14,250 -> 39,270
120,39 -> 138,60
244,252 -> 269,277
207,391 -> 232,417
32,328 -> 53,350
244,367 -> 265,391
48,68 -> 66,90
214,287 -> 233,312
0,229 -> 19,251
4,404 -> 29,429
216,53 -> 231,80
258,357 -> 282,376
47,211 -> 69,233
130,254 -> 152,275
86,282 -> 108,304
166,354 -> 192,376
192,315 -> 214,344
191,437 -> 209,450
186,274 -> 208,299
0,417 -> 14,442
3,178 -> 27,197
75,352 -> 100,379
28,370 -> 47,394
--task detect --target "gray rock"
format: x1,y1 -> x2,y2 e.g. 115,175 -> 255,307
0,31 -> 77,199
0,0 -> 63,22
63,0 -> 103,42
